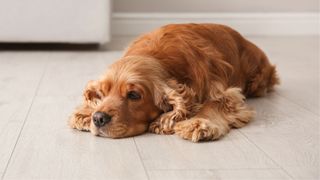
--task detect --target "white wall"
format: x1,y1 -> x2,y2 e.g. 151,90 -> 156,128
113,0 -> 319,12
111,0 -> 319,37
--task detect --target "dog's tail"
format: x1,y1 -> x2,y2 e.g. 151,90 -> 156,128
242,42 -> 280,97
245,62 -> 280,97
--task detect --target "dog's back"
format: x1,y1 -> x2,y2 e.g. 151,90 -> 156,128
125,23 -> 279,99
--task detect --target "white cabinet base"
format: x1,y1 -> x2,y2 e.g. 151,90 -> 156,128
0,0 -> 110,44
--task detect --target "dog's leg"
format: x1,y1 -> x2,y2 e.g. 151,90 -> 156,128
69,80 -> 102,132
174,87 -> 254,142
149,89 -> 187,134
149,82 -> 200,135
69,104 -> 94,131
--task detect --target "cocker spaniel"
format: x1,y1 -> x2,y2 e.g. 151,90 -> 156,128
69,23 -> 279,142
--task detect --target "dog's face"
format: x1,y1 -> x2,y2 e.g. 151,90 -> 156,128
84,57 -> 168,138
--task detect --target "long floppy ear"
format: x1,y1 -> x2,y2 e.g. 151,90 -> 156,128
153,80 -> 198,119
152,81 -> 173,113
83,80 -> 103,107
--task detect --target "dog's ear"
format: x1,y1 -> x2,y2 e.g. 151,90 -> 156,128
83,80 -> 103,106
152,82 -> 173,113
152,80 -> 191,120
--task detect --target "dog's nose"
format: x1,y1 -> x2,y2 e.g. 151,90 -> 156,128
92,112 -> 112,127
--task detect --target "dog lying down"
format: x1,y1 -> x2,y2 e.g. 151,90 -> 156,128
69,23 -> 279,142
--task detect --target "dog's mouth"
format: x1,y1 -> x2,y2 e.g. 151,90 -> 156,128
97,130 -> 109,137
89,123 -> 106,137
90,126 -> 109,137
90,124 -> 128,138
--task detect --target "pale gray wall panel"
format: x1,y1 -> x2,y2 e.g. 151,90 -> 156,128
113,0 -> 319,12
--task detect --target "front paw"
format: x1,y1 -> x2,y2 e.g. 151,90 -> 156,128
69,112 -> 91,132
174,118 -> 228,142
149,120 -> 174,135
149,111 -> 186,135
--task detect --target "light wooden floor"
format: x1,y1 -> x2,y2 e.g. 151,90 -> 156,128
0,37 -> 319,180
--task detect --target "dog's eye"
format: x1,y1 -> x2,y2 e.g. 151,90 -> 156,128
127,91 -> 141,100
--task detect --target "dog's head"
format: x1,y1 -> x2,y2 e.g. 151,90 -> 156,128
84,56 -> 172,138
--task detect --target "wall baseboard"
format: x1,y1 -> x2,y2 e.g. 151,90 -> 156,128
111,12 -> 319,36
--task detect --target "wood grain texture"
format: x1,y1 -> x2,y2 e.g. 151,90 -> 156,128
148,169 -> 291,180
242,93 -> 319,180
250,36 -> 319,115
134,131 -> 278,170
0,53 -> 46,178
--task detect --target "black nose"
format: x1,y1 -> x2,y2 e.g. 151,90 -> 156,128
92,112 -> 112,127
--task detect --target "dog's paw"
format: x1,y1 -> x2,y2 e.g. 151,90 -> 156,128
149,121 -> 163,134
174,118 -> 227,142
149,112 -> 180,135
149,119 -> 174,135
69,113 -> 91,132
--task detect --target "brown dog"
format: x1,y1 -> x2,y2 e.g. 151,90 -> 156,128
69,23 -> 279,142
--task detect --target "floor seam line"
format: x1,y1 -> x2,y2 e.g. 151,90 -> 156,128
1,62 -> 48,180
133,138 -> 150,180
274,92 -> 319,117
147,167 -> 283,171
238,130 -> 294,180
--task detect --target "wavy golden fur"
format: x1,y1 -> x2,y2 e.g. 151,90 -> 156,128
69,23 -> 279,142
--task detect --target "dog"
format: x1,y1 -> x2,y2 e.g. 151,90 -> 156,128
69,23 -> 279,142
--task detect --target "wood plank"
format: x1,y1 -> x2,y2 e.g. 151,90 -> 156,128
3,52 -> 149,180
250,36 -> 319,115
274,57 -> 319,115
284,167 -> 319,180
244,94 -> 318,134
148,169 -> 291,180
0,53 -> 46,177
242,94 -> 319,179
134,131 -> 279,170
